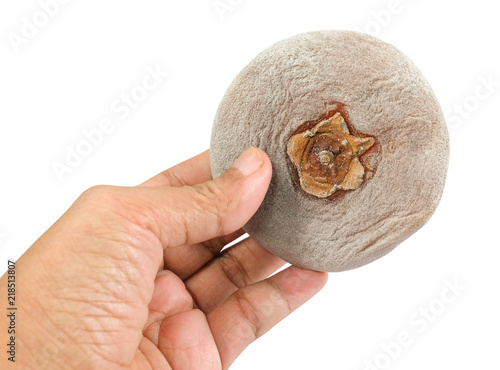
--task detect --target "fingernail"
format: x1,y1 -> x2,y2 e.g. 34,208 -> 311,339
232,147 -> 264,176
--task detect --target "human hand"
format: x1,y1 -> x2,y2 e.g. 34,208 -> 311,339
1,148 -> 327,369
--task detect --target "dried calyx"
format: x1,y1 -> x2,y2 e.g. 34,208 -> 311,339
287,111 -> 375,198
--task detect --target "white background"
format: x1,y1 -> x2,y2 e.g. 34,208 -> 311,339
1,1 -> 499,369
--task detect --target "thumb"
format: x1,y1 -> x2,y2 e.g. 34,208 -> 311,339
146,147 -> 272,248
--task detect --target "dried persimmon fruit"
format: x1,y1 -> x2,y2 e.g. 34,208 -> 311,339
210,31 -> 449,272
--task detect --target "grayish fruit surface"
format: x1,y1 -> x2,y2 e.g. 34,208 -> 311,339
210,30 -> 449,272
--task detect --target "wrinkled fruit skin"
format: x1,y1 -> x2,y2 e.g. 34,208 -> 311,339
210,30 -> 449,272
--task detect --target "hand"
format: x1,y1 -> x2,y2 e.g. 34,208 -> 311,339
0,148 -> 327,369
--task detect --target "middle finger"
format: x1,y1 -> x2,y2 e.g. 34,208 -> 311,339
184,237 -> 286,313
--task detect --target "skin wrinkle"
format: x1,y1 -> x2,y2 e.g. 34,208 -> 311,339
218,250 -> 252,289
82,297 -> 139,321
264,279 -> 292,317
122,199 -> 166,257
201,230 -> 245,256
93,187 -> 164,252
87,313 -> 144,367
49,347 -> 95,370
76,188 -> 164,277
145,188 -> 191,249
23,299 -> 68,350
233,291 -> 260,340
41,312 -> 131,369
89,340 -> 137,369
87,306 -> 144,338
192,181 -> 231,240
40,236 -> 151,365
28,274 -> 93,332
161,168 -> 189,187
79,257 -> 151,307
238,239 -> 264,275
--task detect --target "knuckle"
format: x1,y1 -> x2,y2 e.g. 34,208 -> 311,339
266,279 -> 292,315
79,185 -> 119,208
234,289 -> 261,339
218,250 -> 251,289
192,181 -> 231,235
195,181 -> 231,210
161,168 -> 185,187
76,185 -> 130,224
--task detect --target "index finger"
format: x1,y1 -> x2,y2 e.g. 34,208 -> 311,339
140,150 -> 212,187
